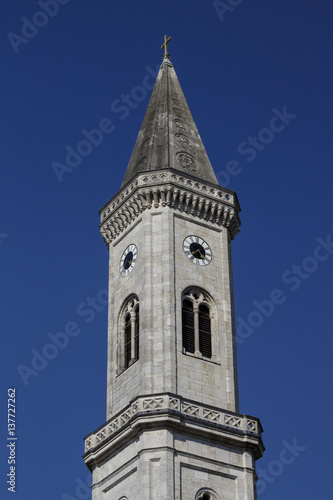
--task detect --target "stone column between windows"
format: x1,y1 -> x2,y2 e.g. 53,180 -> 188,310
130,312 -> 136,362
193,303 -> 201,357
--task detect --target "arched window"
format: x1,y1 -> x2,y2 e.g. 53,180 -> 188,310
182,289 -> 213,359
120,295 -> 139,371
195,489 -> 218,500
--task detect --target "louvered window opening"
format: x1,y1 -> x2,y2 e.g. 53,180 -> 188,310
135,306 -> 139,360
199,304 -> 212,358
182,299 -> 195,353
124,313 -> 132,368
182,297 -> 212,359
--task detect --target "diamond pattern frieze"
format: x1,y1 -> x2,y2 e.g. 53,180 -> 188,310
169,397 -> 180,410
85,438 -> 92,451
108,420 -> 119,434
143,397 -> 164,410
120,409 -> 132,425
131,402 -> 139,414
96,429 -> 106,443
224,415 -> 242,429
84,395 -> 261,454
247,419 -> 258,433
203,409 -> 220,423
182,403 -> 200,417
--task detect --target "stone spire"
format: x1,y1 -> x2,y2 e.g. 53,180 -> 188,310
121,52 -> 218,187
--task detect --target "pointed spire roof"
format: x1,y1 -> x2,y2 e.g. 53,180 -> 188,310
121,52 -> 218,187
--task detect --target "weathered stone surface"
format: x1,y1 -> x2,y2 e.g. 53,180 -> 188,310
121,58 -> 218,187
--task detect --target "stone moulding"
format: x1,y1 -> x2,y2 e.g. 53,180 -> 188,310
83,393 -> 263,462
99,170 -> 241,246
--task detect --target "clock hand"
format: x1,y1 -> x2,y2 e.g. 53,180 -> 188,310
192,248 -> 204,259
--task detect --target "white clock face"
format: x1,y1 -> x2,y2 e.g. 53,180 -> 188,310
120,244 -> 137,277
183,236 -> 212,266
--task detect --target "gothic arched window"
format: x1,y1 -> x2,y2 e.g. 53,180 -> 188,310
120,295 -> 139,371
182,289 -> 213,359
195,489 -> 218,500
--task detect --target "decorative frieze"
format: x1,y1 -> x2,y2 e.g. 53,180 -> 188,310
224,415 -> 242,428
174,119 -> 187,132
143,397 -> 164,410
84,394 -> 261,453
203,409 -> 220,423
175,133 -> 192,150
173,106 -> 183,116
99,171 -> 240,245
182,402 -> 200,416
176,152 -> 197,172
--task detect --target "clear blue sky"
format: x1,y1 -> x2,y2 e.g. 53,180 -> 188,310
1,0 -> 332,498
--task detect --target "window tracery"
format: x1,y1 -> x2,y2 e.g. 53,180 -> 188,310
182,289 -> 214,359
119,295 -> 139,371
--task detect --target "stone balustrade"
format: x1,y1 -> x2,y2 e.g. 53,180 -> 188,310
84,393 -> 261,453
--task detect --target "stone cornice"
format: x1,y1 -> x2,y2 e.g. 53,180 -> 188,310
83,393 -> 264,470
99,170 -> 241,246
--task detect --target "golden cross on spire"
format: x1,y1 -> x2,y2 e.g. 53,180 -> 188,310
161,35 -> 172,55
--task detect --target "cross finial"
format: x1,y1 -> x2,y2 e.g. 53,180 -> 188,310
161,35 -> 172,56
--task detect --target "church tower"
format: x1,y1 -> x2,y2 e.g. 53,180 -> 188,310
83,39 -> 264,500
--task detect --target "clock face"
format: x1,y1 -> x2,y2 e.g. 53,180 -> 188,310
183,236 -> 212,266
120,244 -> 137,277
